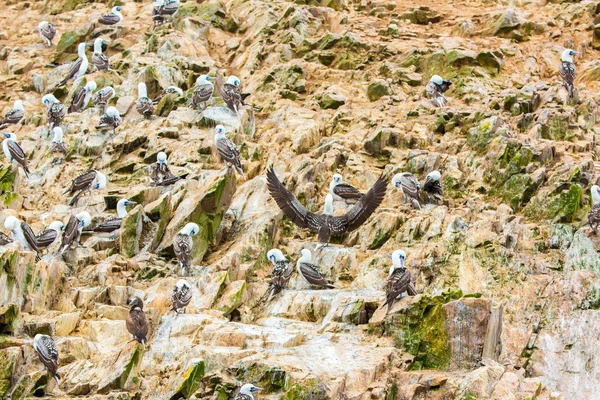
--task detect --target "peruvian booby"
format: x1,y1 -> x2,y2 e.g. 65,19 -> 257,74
191,75 -> 213,111
383,249 -> 417,313
559,49 -> 579,99
63,169 -> 107,206
235,384 -> 263,400
91,198 -> 136,236
4,216 -> 38,252
148,151 -> 179,186
99,6 -> 123,26
0,100 -> 25,129
171,279 -> 192,313
33,334 -> 60,385
392,173 -> 421,209
329,173 -> 363,203
221,75 -> 250,115
297,249 -> 334,289
97,106 -> 122,135
0,231 -> 12,246
588,185 -> 600,234
135,82 -> 154,117
92,38 -> 110,71
266,249 -> 294,301
423,170 -> 443,204
92,86 -> 115,111
58,211 -> 91,254
126,297 -> 149,348
50,127 -> 67,164
173,222 -> 199,276
58,42 -> 88,86
35,221 -> 64,252
153,0 -> 180,25
153,86 -> 183,104
267,167 -> 387,247
38,21 -> 56,47
425,75 -> 451,107
42,94 -> 65,129
215,125 -> 244,177
68,80 -> 97,113
3,133 -> 30,177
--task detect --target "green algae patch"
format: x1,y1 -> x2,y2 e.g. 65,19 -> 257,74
284,379 -> 328,400
524,184 -> 583,223
170,359 -> 206,400
0,304 -> 18,334
227,363 -> 288,393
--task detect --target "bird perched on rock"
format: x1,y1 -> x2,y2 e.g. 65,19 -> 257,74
0,231 -> 12,246
329,174 -> 363,204
33,334 -> 60,385
173,223 -> 199,276
99,6 -> 123,26
297,249 -> 334,289
38,21 -> 56,47
392,173 -> 421,209
0,100 -> 25,129
588,185 -> 600,234
235,384 -> 263,400
153,86 -> 183,104
559,49 -> 579,99
50,127 -> 67,165
171,279 -> 192,314
4,216 -> 37,252
425,75 -> 451,107
58,211 -> 91,254
153,0 -> 180,25
135,82 -> 154,117
423,170 -> 443,204
35,221 -> 64,254
97,106 -> 122,135
92,37 -> 110,71
148,151 -> 180,186
266,249 -> 293,301
63,169 -> 107,206
221,75 -> 250,115
126,297 -> 149,348
215,125 -> 244,177
68,80 -> 97,113
91,198 -> 136,237
191,75 -> 213,111
383,250 -> 417,314
3,133 -> 30,177
42,94 -> 65,129
267,167 -> 387,248
59,42 -> 88,86
92,86 -> 116,111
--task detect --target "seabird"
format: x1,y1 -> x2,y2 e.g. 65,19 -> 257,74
63,169 -> 107,206
235,384 -> 263,400
91,198 -> 136,237
92,86 -> 116,111
126,297 -> 149,348
42,94 -> 65,129
148,151 -> 179,186
4,216 -> 38,252
33,334 -> 60,385
38,21 -> 56,47
191,75 -> 213,111
559,49 -> 579,99
58,211 -> 91,254
99,6 -> 123,26
171,279 -> 192,313
97,106 -> 122,135
0,231 -> 12,246
266,249 -> 294,301
425,75 -> 451,107
266,167 -> 387,248
173,222 -> 199,276
3,133 -> 30,176
50,127 -> 67,164
423,170 -> 443,204
153,0 -> 180,25
35,221 -> 64,253
58,42 -> 89,86
221,75 -> 250,115
392,173 -> 421,209
0,100 -> 25,129
91,38 -> 110,71
153,86 -> 183,104
588,185 -> 600,234
135,82 -> 154,117
297,249 -> 334,289
329,173 -> 363,203
383,250 -> 417,313
68,80 -> 97,113
215,125 -> 244,177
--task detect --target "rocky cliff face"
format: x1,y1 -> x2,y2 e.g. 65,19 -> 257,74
1,0 -> 599,398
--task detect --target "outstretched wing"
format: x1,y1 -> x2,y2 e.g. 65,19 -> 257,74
342,174 -> 387,232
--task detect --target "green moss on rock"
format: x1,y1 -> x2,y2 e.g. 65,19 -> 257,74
170,359 -> 205,400
53,24 -> 95,64
367,81 -> 391,101
0,304 -> 18,334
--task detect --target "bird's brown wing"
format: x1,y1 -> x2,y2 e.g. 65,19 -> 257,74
60,58 -> 82,85
342,174 -> 387,232
36,229 -> 58,249
217,139 -> 243,172
21,222 -> 38,251
299,262 -> 332,288
333,183 -> 363,200
7,140 -> 29,174
2,109 -> 24,125
192,84 -> 213,105
173,233 -> 192,268
36,336 -> 59,378
559,61 -> 576,87
99,13 -> 120,25
64,170 -> 96,195
221,83 -> 241,112
0,231 -> 12,245
92,53 -> 110,71
68,87 -> 86,113
59,215 -> 79,253
385,269 -> 412,306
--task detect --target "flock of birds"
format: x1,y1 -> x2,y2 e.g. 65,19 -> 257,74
0,1 -> 591,398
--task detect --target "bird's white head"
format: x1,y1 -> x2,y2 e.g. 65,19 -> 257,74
176,279 -> 190,290
93,37 -> 105,53
181,222 -> 200,236
52,127 -> 63,142
391,173 -> 403,189
116,199 -> 136,217
562,49 -> 579,62
390,249 -> 406,274
592,185 -> 600,205
49,221 -> 65,232
157,151 -> 168,164
105,106 -> 120,118
94,171 -> 107,190
430,75 -> 444,85
102,87 -> 116,98
196,75 -> 212,86
42,94 -> 59,106
85,80 -> 97,92
167,86 -> 184,96
138,82 -> 148,98
14,100 -> 24,110
38,21 -> 49,30
426,170 -> 441,181
240,384 -> 262,396
226,75 -> 241,86
76,211 -> 92,228
332,173 -> 342,184
214,125 -> 226,138
299,248 -> 312,263
3,132 -> 16,141
4,216 -> 19,231
112,6 -> 122,13
267,248 -> 285,264
77,42 -> 87,55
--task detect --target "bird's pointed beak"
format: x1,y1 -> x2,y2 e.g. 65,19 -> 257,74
3,133 -> 9,138
126,201 -> 137,206
206,76 -> 212,80
385,253 -> 393,259
252,387 -> 263,392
